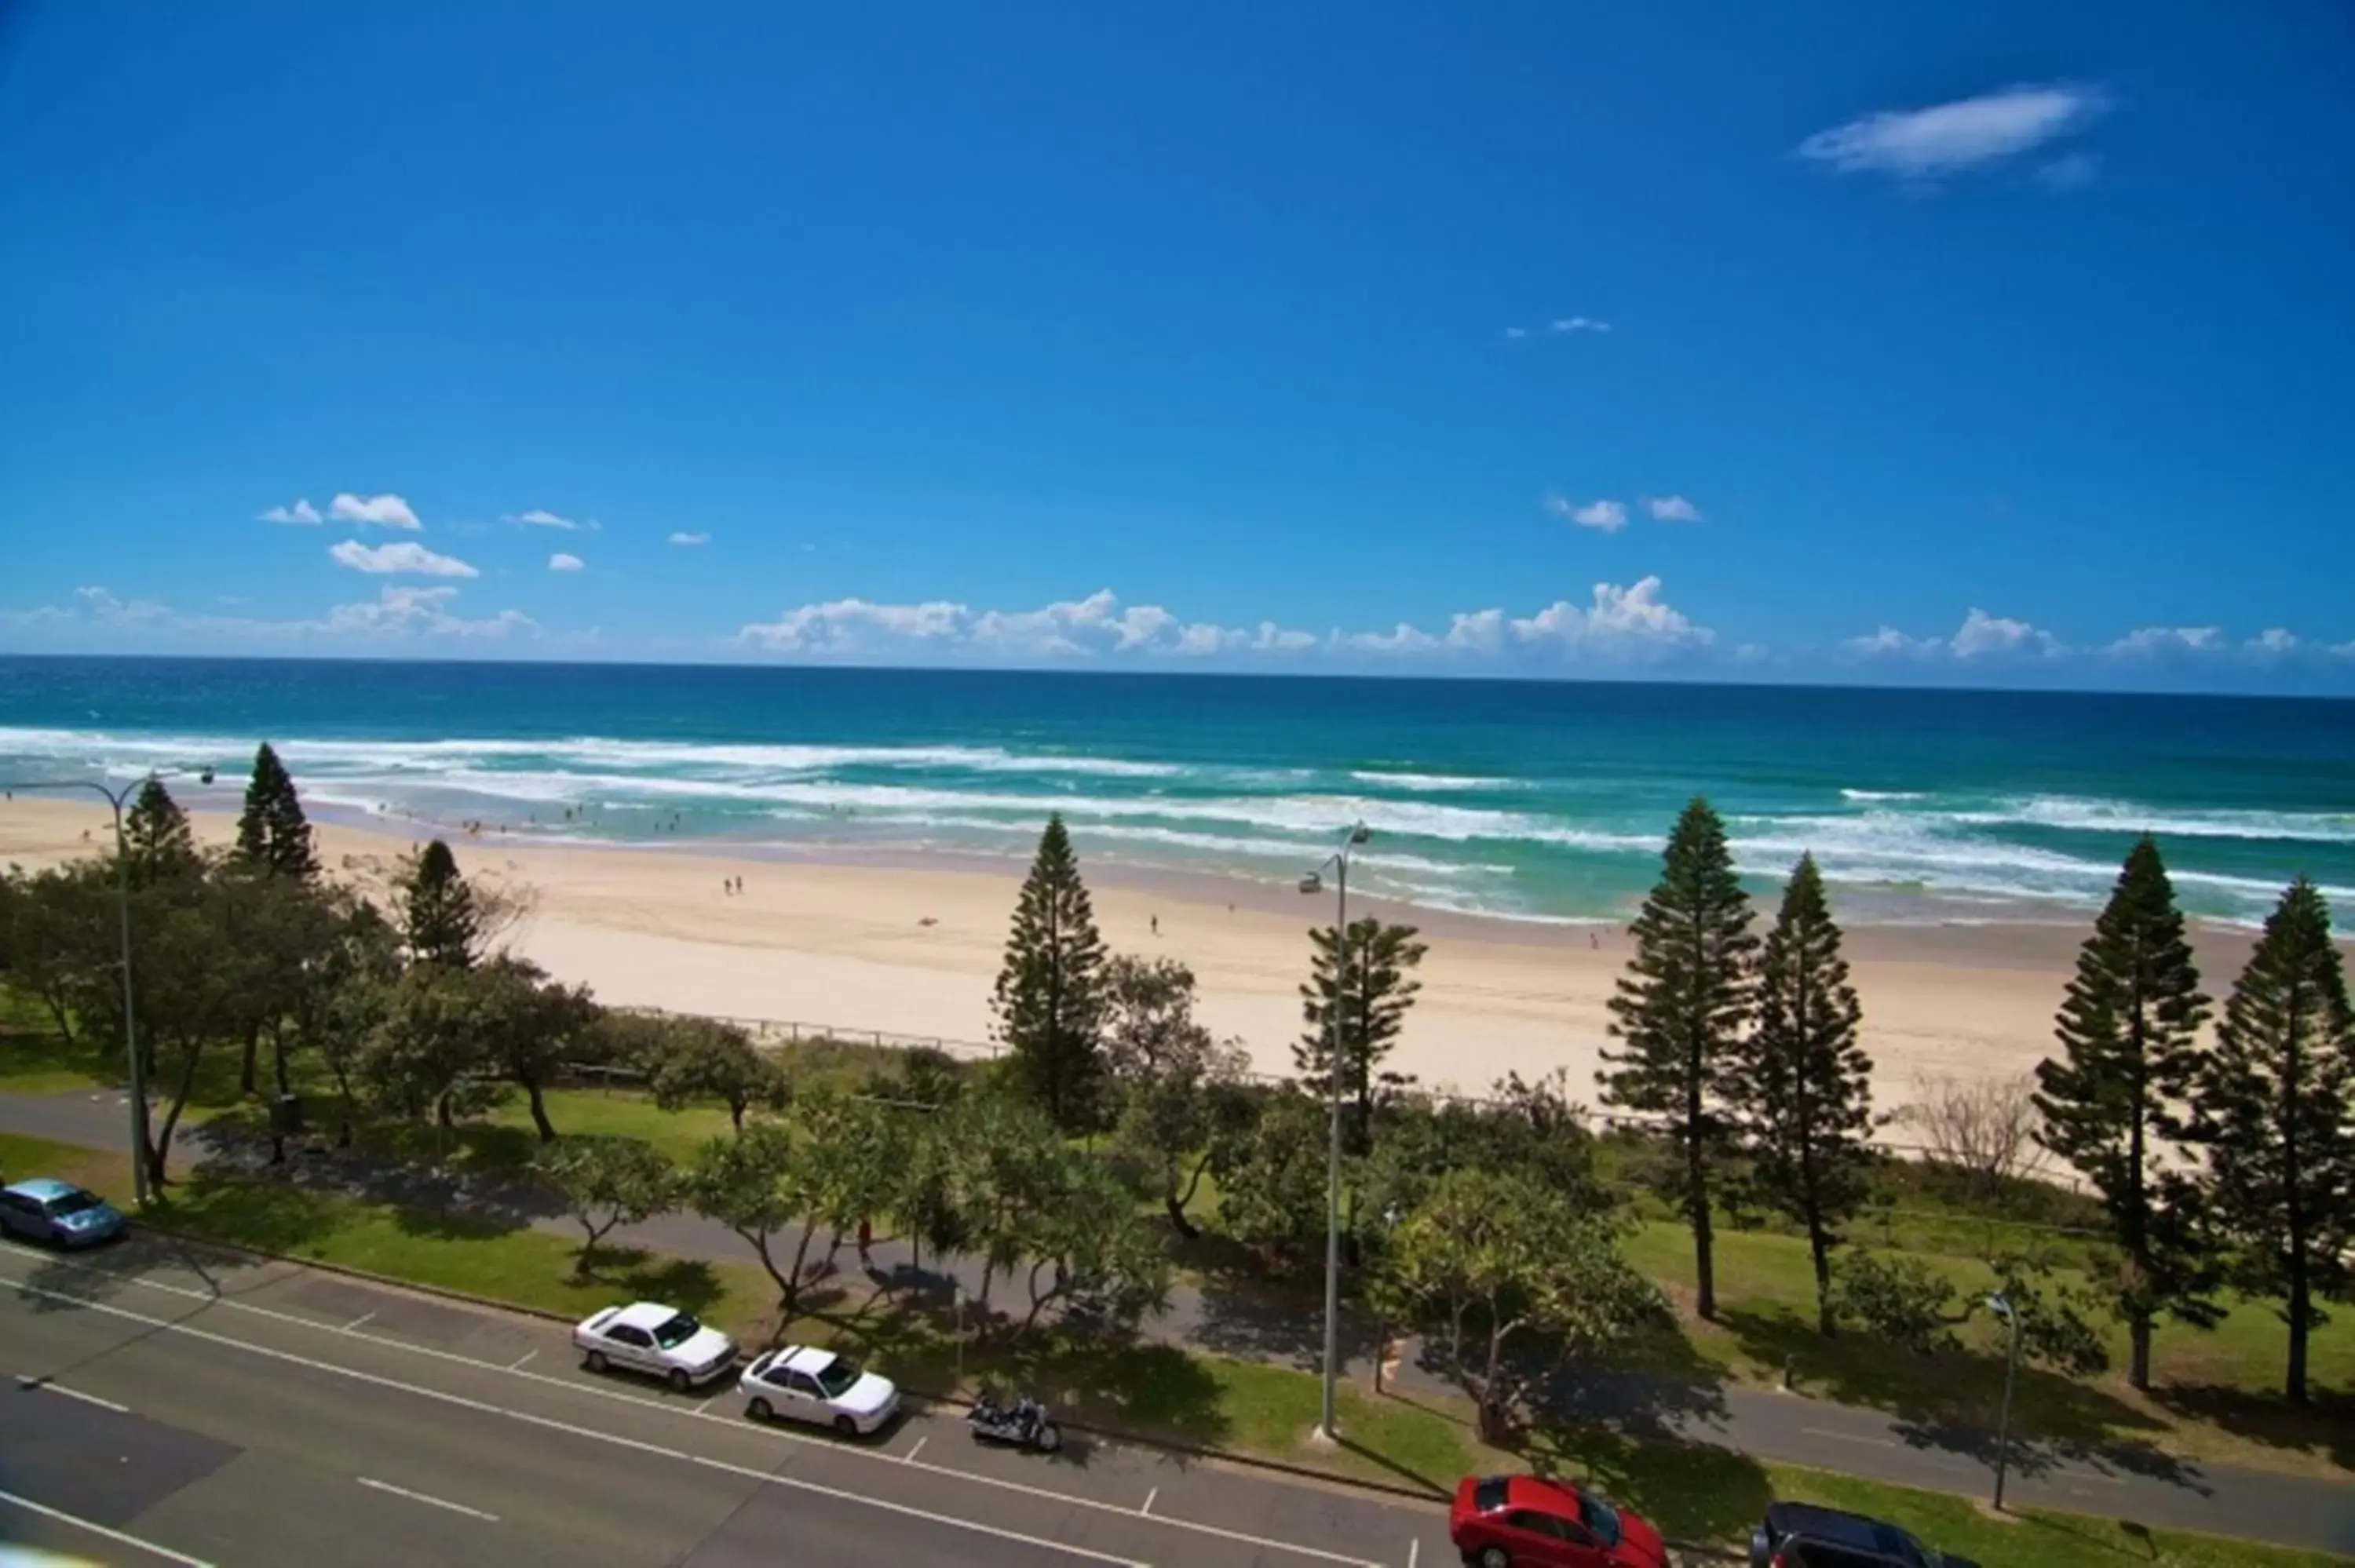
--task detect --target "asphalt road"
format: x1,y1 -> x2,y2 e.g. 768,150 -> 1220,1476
0,1234 -> 1459,1568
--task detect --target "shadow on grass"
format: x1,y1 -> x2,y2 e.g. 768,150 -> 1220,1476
1521,1426 -> 1774,1548
575,1246 -> 728,1316
2150,1383 -> 2355,1473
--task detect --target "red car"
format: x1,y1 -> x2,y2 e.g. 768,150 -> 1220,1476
1450,1474 -> 1670,1568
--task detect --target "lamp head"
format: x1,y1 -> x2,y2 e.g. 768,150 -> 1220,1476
1347,822 -> 1371,846
199,768 -> 216,786
1986,1292 -> 2013,1322
1298,873 -> 1324,895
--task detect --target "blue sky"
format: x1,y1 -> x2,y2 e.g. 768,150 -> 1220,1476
3,2 -> 2352,692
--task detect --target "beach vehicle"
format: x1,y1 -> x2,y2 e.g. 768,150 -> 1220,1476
737,1344 -> 900,1436
965,1391 -> 1063,1453
1448,1474 -> 1667,1567
1747,1501 -> 1979,1568
572,1302 -> 737,1391
0,1179 -> 126,1248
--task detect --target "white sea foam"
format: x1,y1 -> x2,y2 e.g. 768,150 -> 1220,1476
1839,789 -> 1928,803
1348,770 -> 1514,792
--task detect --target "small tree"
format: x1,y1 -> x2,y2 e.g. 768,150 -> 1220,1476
1900,1073 -> 2052,1201
1207,1089 -> 1333,1266
2034,836 -> 2218,1390
122,778 -> 199,887
1601,797 -> 1756,1322
1728,854 -> 1875,1336
233,742 -> 318,881
1103,954 -> 1251,1238
397,839 -> 481,968
991,815 -> 1108,1129
641,1016 -> 781,1131
467,956 -> 602,1142
1371,1166 -> 1663,1441
686,1120 -> 823,1319
1295,917 -> 1426,1152
535,1139 -> 675,1279
2194,877 -> 2355,1404
358,964 -> 499,1130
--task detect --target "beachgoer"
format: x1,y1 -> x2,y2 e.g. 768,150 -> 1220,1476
1150,914 -> 1159,935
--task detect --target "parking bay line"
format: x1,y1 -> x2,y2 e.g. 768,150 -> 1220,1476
7,1274 -> 1150,1568
0,1484 -> 217,1568
18,1373 -> 130,1413
356,1476 -> 501,1522
2,1242 -> 1386,1567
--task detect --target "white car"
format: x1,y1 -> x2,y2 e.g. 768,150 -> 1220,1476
738,1344 -> 900,1437
573,1302 -> 738,1391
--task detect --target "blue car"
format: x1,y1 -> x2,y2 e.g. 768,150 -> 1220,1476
0,1178 -> 126,1248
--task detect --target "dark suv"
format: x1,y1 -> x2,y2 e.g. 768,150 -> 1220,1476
1748,1503 -> 1981,1568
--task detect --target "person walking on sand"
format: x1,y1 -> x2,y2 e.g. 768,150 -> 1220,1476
1150,913 -> 1159,936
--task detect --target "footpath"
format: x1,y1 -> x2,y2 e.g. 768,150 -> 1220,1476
3,1086 -> 2351,1560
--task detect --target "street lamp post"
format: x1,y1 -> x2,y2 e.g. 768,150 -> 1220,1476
3,768 -> 213,1206
1988,1291 -> 2023,1511
1298,819 -> 1370,1443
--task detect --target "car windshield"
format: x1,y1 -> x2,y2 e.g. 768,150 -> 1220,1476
1579,1493 -> 1623,1548
814,1358 -> 861,1398
1473,1479 -> 1509,1514
45,1191 -> 101,1218
652,1313 -> 702,1349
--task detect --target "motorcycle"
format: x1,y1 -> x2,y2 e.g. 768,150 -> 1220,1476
966,1392 -> 1064,1454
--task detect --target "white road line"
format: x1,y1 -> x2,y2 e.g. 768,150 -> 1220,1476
356,1476 -> 501,1522
1407,1538 -> 1418,1568
695,1393 -> 719,1415
0,1485 -> 217,1567
1800,1427 -> 1898,1449
17,1375 -> 130,1414
344,1311 -> 377,1331
904,1435 -> 927,1464
0,1245 -> 1381,1567
7,1277 -> 1150,1568
507,1349 -> 538,1371
1140,1487 -> 1156,1515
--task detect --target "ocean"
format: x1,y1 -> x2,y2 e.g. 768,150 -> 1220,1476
2,655 -> 2350,928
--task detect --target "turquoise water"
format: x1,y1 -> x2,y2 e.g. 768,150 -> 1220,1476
2,656 -> 2351,926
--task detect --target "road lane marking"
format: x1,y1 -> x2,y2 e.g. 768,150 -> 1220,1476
356,1476 -> 501,1522
344,1311 -> 378,1332
0,1245 -> 1382,1567
0,1485 -> 217,1567
1141,1487 -> 1156,1515
16,1374 -> 130,1413
5,1277 -> 1151,1568
904,1435 -> 927,1464
1408,1539 -> 1418,1568
508,1350 -> 538,1371
1800,1427 -> 1897,1449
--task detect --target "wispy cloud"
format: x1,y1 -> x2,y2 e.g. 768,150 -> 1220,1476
548,552 -> 585,573
2109,625 -> 2222,655
2248,627 -> 2300,654
1644,495 -> 1703,523
1798,82 -> 2110,184
1949,607 -> 2063,658
1845,626 -> 1941,657
1506,315 -> 1611,341
667,531 -> 710,547
261,498 -> 322,525
3,584 -> 533,644
329,493 -> 423,531
2036,151 -> 2101,191
328,539 -> 479,578
1546,494 -> 1629,533
509,508 -> 586,531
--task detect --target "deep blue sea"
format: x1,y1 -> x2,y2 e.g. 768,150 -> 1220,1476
2,656 -> 2351,927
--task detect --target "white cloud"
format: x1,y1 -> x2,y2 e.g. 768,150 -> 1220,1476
1846,626 -> 1942,656
510,509 -> 581,531
1798,82 -> 2110,183
329,493 -> 423,531
1502,326 -> 1528,341
2036,151 -> 2101,191
328,539 -> 480,578
316,585 -> 536,639
1253,622 -> 1317,652
1549,316 -> 1611,335
667,531 -> 710,546
2,583 -> 533,644
1949,607 -> 2061,658
1511,577 -> 1714,653
2109,625 -> 2222,655
261,498 -> 322,525
1341,622 -> 1442,655
738,597 -> 972,653
548,552 -> 585,573
1546,494 -> 1628,533
2248,627 -> 2300,654
1644,495 -> 1703,523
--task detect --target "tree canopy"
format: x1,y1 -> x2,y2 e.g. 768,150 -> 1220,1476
991,815 -> 1108,1129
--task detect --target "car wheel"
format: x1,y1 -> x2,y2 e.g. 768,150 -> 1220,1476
584,1350 -> 608,1374
1477,1548 -> 1511,1568
1033,1422 -> 1063,1454
833,1415 -> 858,1439
747,1397 -> 773,1423
667,1368 -> 692,1393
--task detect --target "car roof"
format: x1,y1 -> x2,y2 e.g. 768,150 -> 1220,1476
4,1179 -> 79,1202
612,1301 -> 683,1330
1503,1476 -> 1585,1518
1768,1503 -> 1916,1556
777,1345 -> 838,1375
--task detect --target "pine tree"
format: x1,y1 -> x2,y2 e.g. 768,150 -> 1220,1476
1728,854 -> 1873,1336
1603,797 -> 1756,1322
122,778 -> 199,885
2194,878 -> 2355,1404
1295,917 -> 1426,1153
2034,836 -> 2218,1391
234,742 -> 318,880
399,839 -> 481,969
991,815 -> 1108,1129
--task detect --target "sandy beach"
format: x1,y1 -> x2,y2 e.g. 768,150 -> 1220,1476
0,797 -> 2285,1118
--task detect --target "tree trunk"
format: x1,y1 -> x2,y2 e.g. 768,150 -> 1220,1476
1163,1192 -> 1199,1241
436,1092 -> 455,1129
148,1038 -> 206,1192
2287,1252 -> 2310,1404
240,1026 -> 261,1098
1809,1219 -> 1835,1338
525,1078 -> 557,1142
2128,1315 -> 2152,1392
574,1216 -> 608,1280
1688,1120 -> 1716,1322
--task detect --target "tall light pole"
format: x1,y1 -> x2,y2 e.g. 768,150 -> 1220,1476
1987,1291 -> 2023,1511
1298,819 -> 1369,1443
3,768 -> 214,1206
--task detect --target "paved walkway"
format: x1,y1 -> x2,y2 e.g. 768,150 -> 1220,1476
5,1087 -> 2351,1559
